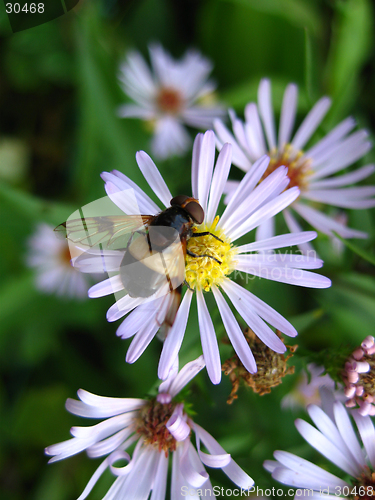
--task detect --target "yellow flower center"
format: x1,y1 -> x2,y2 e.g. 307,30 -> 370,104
185,215 -> 237,292
262,143 -> 312,191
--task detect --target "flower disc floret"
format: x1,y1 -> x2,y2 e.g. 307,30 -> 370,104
156,87 -> 184,114
263,144 -> 312,191
185,216 -> 237,292
136,399 -> 179,454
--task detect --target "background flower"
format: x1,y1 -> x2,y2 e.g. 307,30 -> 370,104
26,223 -> 91,298
118,43 -> 225,160
214,79 -> 375,253
265,391 -> 375,498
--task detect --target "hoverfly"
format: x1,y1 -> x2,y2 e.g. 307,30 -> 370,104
56,194 -> 222,336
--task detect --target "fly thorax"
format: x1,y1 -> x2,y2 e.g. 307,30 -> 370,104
261,144 -> 312,191
185,215 -> 237,292
136,399 -> 180,455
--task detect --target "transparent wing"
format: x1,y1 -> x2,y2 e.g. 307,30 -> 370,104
55,214 -> 153,249
157,286 -> 183,340
119,226 -> 186,298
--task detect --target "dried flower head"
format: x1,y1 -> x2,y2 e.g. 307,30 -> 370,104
222,328 -> 297,403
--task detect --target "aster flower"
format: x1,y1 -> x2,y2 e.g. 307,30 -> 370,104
45,356 -> 253,499
118,43 -> 225,160
264,390 -> 375,499
26,223 -> 90,298
214,79 -> 375,253
281,363 -> 336,410
68,130 -> 330,385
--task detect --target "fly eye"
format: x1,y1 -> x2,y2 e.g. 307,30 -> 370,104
185,201 -> 204,224
170,195 -> 189,207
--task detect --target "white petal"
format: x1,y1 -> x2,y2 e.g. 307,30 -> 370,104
197,130 -> 216,216
309,165 -> 375,189
158,290 -> 193,381
237,231 -> 317,254
273,450 -> 348,489
244,102 -> 268,158
88,276 -> 124,298
220,155 -> 270,228
193,423 -> 254,489
258,79 -> 276,149
206,143 -> 232,223
293,202 -> 368,238
292,97 -> 331,150
150,452 -> 168,500
151,117 -> 191,160
222,165 -> 289,232
227,278 -> 297,337
180,439 -> 209,488
304,116 -> 356,160
191,133 -> 204,199
295,418 -> 358,476
196,289 -> 221,384
228,187 -> 300,242
283,210 -> 316,255
135,151 -> 172,207
214,118 -> 251,171
279,83 -> 298,148
101,170 -> 160,214
333,402 -> 365,470
235,260 -> 331,288
168,354 -> 205,398
106,295 -> 145,322
212,286 -> 257,373
125,320 -> 160,363
353,412 -> 375,469
221,279 -> 291,350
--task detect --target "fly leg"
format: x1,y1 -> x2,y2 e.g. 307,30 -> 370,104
186,248 -> 222,265
190,231 -> 223,243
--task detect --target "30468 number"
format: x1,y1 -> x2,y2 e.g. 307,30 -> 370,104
5,3 -> 45,13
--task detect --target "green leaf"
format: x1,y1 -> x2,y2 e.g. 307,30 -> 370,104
226,0 -> 322,37
289,308 -> 325,334
333,232 -> 375,266
0,181 -> 75,225
0,272 -> 37,325
324,0 -> 373,121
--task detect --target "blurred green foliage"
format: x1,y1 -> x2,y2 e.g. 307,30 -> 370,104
0,0 -> 374,499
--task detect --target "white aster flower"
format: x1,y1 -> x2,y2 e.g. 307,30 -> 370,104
26,223 -> 90,298
118,43 -> 225,160
265,390 -> 375,499
83,130 -> 330,385
45,356 -> 253,499
214,79 -> 375,253
281,363 -> 336,411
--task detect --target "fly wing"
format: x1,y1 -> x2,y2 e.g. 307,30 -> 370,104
55,214 -> 154,250
157,285 -> 183,341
